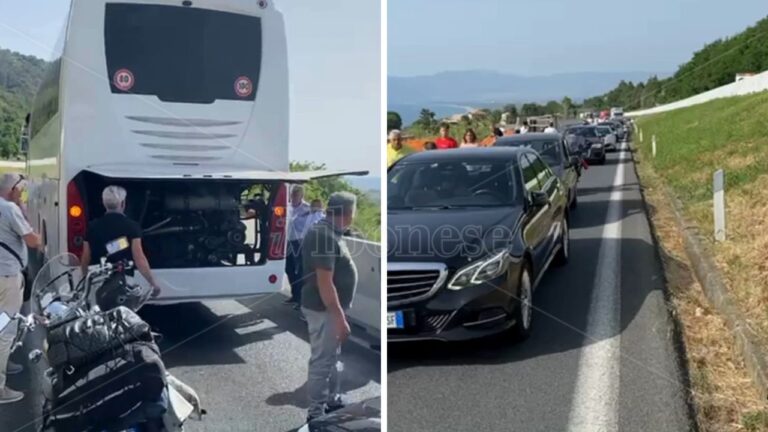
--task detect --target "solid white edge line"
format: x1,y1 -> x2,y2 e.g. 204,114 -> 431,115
567,143 -> 626,431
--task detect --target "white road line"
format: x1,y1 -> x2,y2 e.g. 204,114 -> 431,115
567,144 -> 626,432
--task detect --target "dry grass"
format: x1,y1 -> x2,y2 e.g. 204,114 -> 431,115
637,151 -> 768,431
711,174 -> 768,346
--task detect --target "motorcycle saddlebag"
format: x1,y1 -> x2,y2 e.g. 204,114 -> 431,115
46,306 -> 153,370
45,341 -> 168,432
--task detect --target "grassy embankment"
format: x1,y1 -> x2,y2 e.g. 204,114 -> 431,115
635,90 -> 768,431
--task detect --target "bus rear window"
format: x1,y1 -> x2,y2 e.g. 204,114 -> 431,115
105,3 -> 262,104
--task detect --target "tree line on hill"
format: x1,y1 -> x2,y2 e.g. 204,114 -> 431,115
0,48 -> 47,158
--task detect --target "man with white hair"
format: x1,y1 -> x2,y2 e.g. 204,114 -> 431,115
301,192 -> 359,422
0,173 -> 41,404
386,129 -> 413,167
80,185 -> 160,297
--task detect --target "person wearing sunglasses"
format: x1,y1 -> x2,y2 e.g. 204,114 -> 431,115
0,173 -> 42,404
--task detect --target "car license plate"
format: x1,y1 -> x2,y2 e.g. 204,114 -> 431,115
387,311 -> 404,329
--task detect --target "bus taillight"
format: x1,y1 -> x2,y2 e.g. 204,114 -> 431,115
67,181 -> 86,259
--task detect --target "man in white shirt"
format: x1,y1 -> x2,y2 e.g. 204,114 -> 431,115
544,122 -> 558,133
285,185 -> 312,308
519,121 -> 529,134
0,174 -> 41,404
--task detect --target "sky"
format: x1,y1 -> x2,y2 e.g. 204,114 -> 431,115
0,0 -> 382,176
389,0 -> 768,77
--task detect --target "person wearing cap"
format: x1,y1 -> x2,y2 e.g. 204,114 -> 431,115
301,192 -> 358,422
0,173 -> 41,404
386,129 -> 413,167
80,185 -> 160,297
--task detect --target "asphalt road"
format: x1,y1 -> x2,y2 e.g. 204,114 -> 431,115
1,294 -> 380,432
388,142 -> 694,431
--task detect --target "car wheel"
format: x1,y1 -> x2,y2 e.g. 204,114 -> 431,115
554,217 -> 570,266
511,266 -> 533,339
599,155 -> 606,165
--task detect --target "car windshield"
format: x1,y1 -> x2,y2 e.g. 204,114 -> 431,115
596,127 -> 611,136
388,160 -> 522,209
497,139 -> 561,166
576,127 -> 597,137
105,4 -> 262,104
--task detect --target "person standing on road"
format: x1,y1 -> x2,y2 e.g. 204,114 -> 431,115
386,130 -> 413,167
80,186 -> 161,298
435,123 -> 458,149
544,122 -> 558,133
519,121 -> 530,134
460,128 -> 480,148
284,185 -> 312,308
0,173 -> 41,404
301,192 -> 358,422
308,199 -> 326,226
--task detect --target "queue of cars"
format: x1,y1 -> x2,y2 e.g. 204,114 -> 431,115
386,119 -> 631,343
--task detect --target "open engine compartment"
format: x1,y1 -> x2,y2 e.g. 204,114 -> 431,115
76,172 -> 277,269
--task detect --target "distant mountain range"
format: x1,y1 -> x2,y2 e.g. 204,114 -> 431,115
349,176 -> 380,192
388,70 -> 668,106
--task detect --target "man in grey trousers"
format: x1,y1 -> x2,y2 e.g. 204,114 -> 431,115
300,192 -> 358,422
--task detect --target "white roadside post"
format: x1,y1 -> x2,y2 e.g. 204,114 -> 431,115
713,169 -> 726,241
640,129 -> 644,143
651,135 -> 657,157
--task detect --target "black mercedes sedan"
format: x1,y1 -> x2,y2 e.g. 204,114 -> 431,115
387,147 -> 570,342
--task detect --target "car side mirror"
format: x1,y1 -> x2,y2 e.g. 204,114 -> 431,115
530,191 -> 549,208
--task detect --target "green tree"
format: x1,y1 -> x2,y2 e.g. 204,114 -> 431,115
502,103 -> 518,121
561,96 -> 574,117
490,109 -> 503,125
290,161 -> 380,242
544,100 -> 562,115
520,103 -> 544,117
387,111 -> 402,131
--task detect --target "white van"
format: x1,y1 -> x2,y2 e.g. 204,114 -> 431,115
23,0 -> 365,302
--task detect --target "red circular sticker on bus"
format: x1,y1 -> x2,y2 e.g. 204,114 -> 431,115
234,76 -> 253,97
113,69 -> 134,91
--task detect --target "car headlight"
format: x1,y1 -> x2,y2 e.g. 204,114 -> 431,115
447,251 -> 509,290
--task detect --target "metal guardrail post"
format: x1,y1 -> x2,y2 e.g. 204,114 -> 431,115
713,169 -> 726,241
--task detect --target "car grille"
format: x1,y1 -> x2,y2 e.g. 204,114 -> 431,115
387,269 -> 444,304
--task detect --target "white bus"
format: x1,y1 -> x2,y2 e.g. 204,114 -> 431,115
23,0 -> 364,302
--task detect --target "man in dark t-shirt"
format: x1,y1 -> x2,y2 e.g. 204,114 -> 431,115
300,192 -> 358,422
81,186 -> 160,296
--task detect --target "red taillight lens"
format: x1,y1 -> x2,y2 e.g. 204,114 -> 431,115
67,181 -> 86,259
267,183 -> 288,260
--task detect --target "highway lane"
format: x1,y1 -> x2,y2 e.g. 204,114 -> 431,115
1,295 -> 380,432
388,143 -> 693,431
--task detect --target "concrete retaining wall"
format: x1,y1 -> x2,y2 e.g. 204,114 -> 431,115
627,70 -> 768,117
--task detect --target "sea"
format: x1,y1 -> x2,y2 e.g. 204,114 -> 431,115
389,103 -> 472,126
